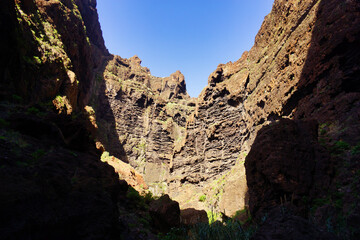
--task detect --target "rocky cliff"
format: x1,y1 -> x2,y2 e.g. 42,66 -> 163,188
0,0 -> 157,239
1,0 -> 360,239
90,0 -> 360,222
177,0 -> 360,216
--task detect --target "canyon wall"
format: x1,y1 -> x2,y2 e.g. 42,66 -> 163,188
91,0 -> 360,217
87,0 -> 360,218
0,0 -> 156,238
1,0 -> 359,238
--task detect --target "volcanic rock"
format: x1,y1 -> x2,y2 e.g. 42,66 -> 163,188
0,112 -> 122,239
180,208 -> 208,226
245,119 -> 332,218
1,0 -> 360,238
149,194 -> 180,232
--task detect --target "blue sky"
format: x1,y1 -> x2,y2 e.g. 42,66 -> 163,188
97,1 -> 273,97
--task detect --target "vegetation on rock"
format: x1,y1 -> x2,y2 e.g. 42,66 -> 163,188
0,0 -> 359,239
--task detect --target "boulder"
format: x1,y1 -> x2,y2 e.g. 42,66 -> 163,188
149,194 -> 180,232
245,119 -> 331,218
180,208 -> 208,226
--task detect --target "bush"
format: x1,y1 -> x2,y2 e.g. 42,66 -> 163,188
158,227 -> 187,240
27,106 -> 40,115
100,151 -> 110,162
126,187 -> 156,208
189,221 -> 255,240
144,191 -> 154,204
207,211 -> 221,224
199,195 -> 206,202
331,140 -> 350,154
126,186 -> 142,202
12,94 -> 23,102
158,211 -> 257,240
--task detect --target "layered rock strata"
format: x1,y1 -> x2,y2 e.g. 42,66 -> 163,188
0,1 -> 155,239
2,0 -> 359,238
85,0 -> 360,220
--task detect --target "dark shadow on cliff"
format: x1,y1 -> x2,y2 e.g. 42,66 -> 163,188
282,0 -> 360,143
90,55 -> 129,162
0,1 -> 131,239
246,0 -> 360,239
0,0 -> 74,102
0,107 -> 125,239
26,0 -> 129,162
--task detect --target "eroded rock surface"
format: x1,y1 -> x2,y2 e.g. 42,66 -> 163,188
1,0 -> 360,238
86,0 -> 360,220
180,208 -> 209,226
149,194 -> 180,232
245,119 -> 331,218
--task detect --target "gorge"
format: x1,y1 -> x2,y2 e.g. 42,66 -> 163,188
0,0 -> 359,239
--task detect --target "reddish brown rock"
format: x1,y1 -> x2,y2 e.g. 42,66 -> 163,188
2,0 -> 360,238
80,0 -> 360,223
101,154 -> 148,194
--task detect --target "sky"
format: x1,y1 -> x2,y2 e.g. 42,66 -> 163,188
97,1 -> 274,97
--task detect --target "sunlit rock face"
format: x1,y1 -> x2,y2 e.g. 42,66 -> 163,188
2,1 -> 359,238
89,0 -> 360,218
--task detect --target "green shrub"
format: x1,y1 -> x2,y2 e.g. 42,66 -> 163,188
233,208 -> 252,224
234,209 -> 247,218
27,106 -> 40,115
207,211 -> 221,224
158,227 -> 187,240
126,186 -> 142,202
189,221 -> 255,240
125,187 -> 157,209
158,211 -> 257,240
100,151 -> 110,162
199,195 -> 206,202
12,94 -> 23,102
144,191 -> 154,204
335,140 -> 350,150
331,140 -> 350,154
158,222 -> 256,240
33,56 -> 42,65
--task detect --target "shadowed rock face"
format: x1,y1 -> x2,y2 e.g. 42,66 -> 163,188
0,1 -> 152,239
1,0 -> 360,238
0,0 -> 108,109
243,1 -> 360,237
180,208 -> 208,226
0,110 -> 122,239
149,194 -> 180,232
252,207 -> 337,240
84,0 -> 360,218
245,119 -> 332,218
